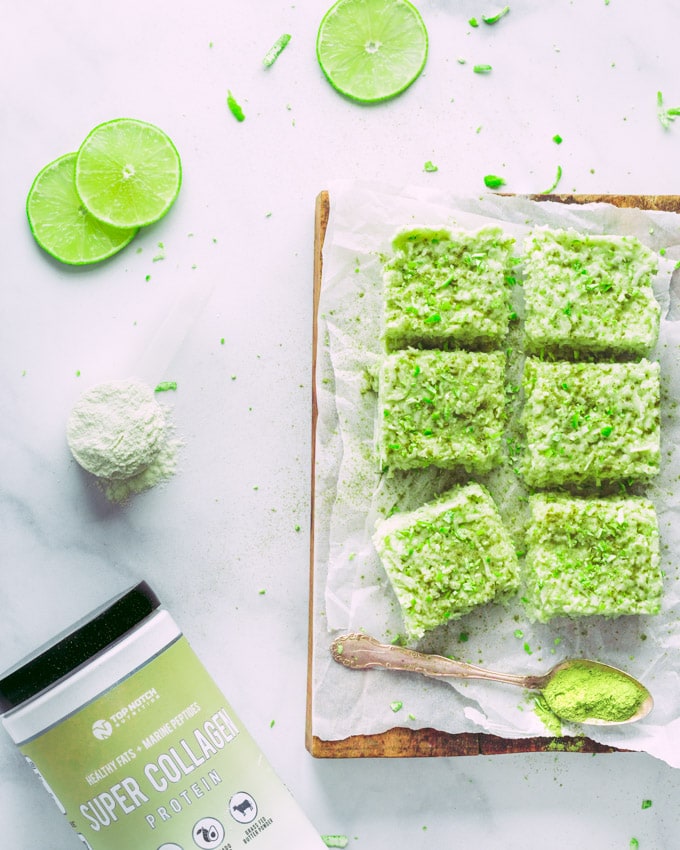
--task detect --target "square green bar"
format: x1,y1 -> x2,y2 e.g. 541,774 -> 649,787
382,226 -> 517,350
524,493 -> 662,622
523,228 -> 660,356
378,349 -> 506,472
373,483 -> 519,640
521,357 -> 660,488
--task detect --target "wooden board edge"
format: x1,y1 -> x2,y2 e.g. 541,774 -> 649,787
306,190 -> 330,755
529,193 -> 680,212
307,729 -> 622,759
306,189 -> 680,758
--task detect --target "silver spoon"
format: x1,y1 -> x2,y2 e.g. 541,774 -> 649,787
330,633 -> 653,726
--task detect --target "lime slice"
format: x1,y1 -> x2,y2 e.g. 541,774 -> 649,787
26,153 -> 137,265
316,0 -> 428,103
75,118 -> 182,229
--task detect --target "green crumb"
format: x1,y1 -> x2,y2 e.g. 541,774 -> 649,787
390,701 -> 403,712
630,840 -> 639,850
154,381 -> 177,393
220,338 -> 225,345
270,719 -> 276,728
294,524 -> 301,532
262,33 -> 291,67
552,133 -> 563,144
541,164 -> 563,193
545,736 -> 586,752
423,160 -> 438,172
457,57 -> 467,64
482,5 -> 510,24
321,836 -> 349,849
469,16 -> 479,26
227,90 -> 246,122
258,589 -> 266,595
641,799 -> 652,809
473,64 -> 493,74
513,629 -> 524,639
458,631 -> 470,643
484,174 -> 506,189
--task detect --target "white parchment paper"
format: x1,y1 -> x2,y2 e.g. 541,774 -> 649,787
311,179 -> 680,766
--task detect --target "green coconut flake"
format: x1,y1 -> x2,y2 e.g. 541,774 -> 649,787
423,160 -> 438,172
541,164 -> 563,193
473,64 -> 493,74
227,90 -> 246,121
657,90 -> 680,128
263,33 -> 291,67
482,5 -> 510,24
154,381 -> 178,392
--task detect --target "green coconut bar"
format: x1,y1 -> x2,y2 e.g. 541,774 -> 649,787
523,228 -> 660,356
521,357 -> 660,488
382,226 -> 516,350
373,483 -> 519,640
524,493 -> 662,622
378,349 -> 506,472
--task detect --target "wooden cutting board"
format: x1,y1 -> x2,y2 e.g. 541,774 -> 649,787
306,190 -> 680,758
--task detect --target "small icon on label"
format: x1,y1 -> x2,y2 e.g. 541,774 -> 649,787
91,719 -> 113,740
192,817 -> 225,849
229,791 -> 257,824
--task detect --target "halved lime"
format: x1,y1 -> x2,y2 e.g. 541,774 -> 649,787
75,118 -> 182,229
316,0 -> 428,103
26,153 -> 137,265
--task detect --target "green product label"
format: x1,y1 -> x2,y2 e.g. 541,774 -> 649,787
20,637 -> 323,849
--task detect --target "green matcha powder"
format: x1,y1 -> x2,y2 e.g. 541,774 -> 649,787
542,661 -> 648,724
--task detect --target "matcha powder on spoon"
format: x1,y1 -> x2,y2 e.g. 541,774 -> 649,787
67,378 -> 182,502
541,660 -> 649,724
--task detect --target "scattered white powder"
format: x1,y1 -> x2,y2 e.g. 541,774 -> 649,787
67,378 -> 182,502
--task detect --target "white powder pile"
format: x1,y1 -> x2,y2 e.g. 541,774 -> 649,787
67,379 -> 182,502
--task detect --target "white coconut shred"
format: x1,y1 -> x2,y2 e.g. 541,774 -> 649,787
67,378 -> 182,502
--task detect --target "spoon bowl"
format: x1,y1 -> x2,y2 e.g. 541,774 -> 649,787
331,633 -> 653,726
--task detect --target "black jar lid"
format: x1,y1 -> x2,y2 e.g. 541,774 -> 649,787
0,581 -> 160,713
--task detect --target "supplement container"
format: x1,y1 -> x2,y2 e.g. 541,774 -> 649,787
0,581 -> 325,850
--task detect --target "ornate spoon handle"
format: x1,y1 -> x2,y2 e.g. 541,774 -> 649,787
331,633 -> 542,688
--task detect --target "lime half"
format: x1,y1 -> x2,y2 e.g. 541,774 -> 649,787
26,153 -> 137,265
316,0 -> 428,103
75,118 -> 182,229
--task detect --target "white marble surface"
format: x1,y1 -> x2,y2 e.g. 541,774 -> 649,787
2,1 -> 680,847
